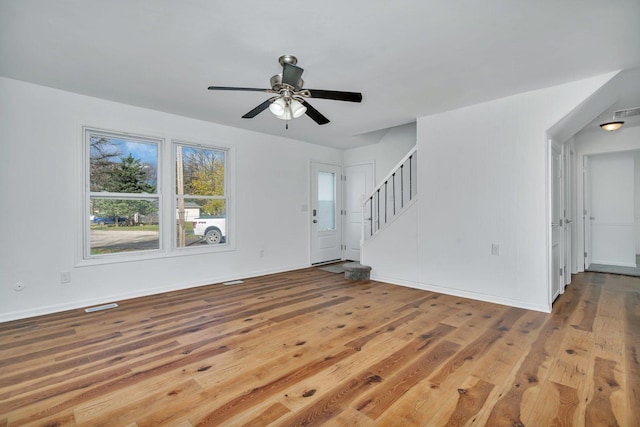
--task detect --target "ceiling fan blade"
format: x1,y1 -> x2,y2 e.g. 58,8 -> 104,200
301,100 -> 330,125
242,99 -> 273,118
305,89 -> 362,103
282,63 -> 304,89
208,86 -> 271,92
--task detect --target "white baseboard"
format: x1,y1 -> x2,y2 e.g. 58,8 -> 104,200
370,274 -> 551,313
591,260 -> 637,268
0,263 -> 310,323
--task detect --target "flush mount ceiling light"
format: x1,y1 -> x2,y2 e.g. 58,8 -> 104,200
600,121 -> 624,131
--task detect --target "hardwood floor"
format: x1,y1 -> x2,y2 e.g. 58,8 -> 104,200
0,268 -> 638,426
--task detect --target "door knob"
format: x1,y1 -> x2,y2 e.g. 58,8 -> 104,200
313,220 -> 317,223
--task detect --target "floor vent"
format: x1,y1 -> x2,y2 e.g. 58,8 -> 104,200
84,303 -> 118,313
223,280 -> 244,286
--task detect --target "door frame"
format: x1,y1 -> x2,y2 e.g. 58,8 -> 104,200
563,144 -> 575,284
549,138 -> 565,304
583,155 -> 592,270
343,161 -> 375,262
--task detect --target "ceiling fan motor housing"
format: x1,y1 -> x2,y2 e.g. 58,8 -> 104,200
270,74 -> 303,93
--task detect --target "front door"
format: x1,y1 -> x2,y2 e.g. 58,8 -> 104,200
310,162 -> 342,264
344,163 -> 374,261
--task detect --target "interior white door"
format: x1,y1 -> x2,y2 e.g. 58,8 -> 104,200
344,163 -> 374,261
583,156 -> 592,269
564,146 -> 574,285
310,162 -> 343,264
550,140 -> 563,302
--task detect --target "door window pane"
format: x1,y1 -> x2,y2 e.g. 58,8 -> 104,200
318,172 -> 336,231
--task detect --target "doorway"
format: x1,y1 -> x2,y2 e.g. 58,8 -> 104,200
583,152 -> 636,270
310,162 -> 343,264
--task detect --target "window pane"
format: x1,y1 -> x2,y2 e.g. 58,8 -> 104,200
89,197 -> 159,254
175,143 -> 228,249
177,145 -> 225,196
177,198 -> 227,247
89,134 -> 158,194
318,172 -> 335,231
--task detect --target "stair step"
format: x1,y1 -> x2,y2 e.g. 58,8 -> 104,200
343,262 -> 372,281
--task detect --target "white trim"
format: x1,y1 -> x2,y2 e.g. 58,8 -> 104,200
171,140 -> 234,252
370,274 -> 551,313
590,260 -> 637,268
0,263 -> 310,323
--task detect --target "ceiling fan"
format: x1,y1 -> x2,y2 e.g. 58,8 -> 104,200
208,55 -> 363,127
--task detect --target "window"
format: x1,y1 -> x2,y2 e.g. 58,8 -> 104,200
175,143 -> 228,248
85,129 -> 160,258
84,128 -> 232,261
317,171 -> 336,231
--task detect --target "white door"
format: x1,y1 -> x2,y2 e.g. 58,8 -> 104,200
310,162 -> 343,264
563,146 -> 574,286
583,156 -> 592,269
344,163 -> 374,261
550,140 -> 563,302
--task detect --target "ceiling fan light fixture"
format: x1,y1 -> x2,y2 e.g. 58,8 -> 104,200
599,121 -> 624,131
290,99 -> 307,118
269,98 -> 286,116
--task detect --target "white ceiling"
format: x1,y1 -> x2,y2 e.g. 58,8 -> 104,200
1,0 -> 639,148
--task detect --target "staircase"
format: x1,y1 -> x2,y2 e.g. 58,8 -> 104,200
362,146 -> 417,241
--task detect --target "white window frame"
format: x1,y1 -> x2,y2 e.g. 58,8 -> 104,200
79,126 -> 235,266
83,128 -> 162,261
172,140 -> 231,251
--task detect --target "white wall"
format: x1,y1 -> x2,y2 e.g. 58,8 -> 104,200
343,122 -> 416,184
0,77 -> 342,321
364,72 -> 615,312
574,126 -> 640,270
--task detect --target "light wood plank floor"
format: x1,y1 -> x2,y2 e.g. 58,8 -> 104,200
0,268 -> 638,426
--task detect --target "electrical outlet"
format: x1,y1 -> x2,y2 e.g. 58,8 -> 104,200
491,244 -> 500,256
14,282 -> 25,291
60,272 -> 71,283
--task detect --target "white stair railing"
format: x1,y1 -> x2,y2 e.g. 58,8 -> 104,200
362,146 -> 417,241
